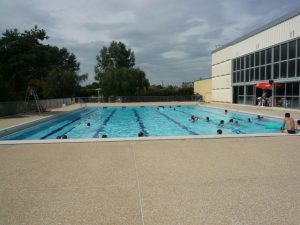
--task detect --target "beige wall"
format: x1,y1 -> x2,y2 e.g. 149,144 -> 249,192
211,14 -> 300,103
194,79 -> 212,102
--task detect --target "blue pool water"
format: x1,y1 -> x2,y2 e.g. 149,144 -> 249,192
0,105 -> 284,140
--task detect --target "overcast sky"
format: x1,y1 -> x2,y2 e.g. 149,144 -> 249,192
1,0 -> 300,85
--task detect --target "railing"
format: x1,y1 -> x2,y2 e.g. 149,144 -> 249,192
0,98 -> 75,117
76,95 -> 201,103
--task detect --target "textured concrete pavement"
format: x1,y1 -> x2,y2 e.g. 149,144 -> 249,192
1,137 -> 300,225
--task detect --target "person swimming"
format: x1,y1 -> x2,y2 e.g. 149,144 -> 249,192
257,115 -> 264,120
62,134 -> 67,139
219,120 -> 224,126
101,134 -> 108,138
138,132 -> 144,137
87,122 -> 90,127
190,115 -> 198,122
235,121 -> 239,125
206,117 -> 210,122
229,118 -> 234,123
217,129 -> 222,135
225,109 -> 228,114
248,118 -> 252,123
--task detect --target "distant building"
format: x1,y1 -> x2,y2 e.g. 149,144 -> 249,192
194,78 -> 212,102
212,8 -> 300,108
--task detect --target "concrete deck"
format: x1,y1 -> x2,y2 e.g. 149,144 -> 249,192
0,102 -> 300,224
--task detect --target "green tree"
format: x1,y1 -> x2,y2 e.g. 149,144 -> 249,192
101,68 -> 149,97
0,26 -> 85,100
94,41 -> 135,84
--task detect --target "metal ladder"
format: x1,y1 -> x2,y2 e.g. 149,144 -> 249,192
25,86 -> 43,115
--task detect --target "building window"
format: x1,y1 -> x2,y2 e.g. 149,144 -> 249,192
255,67 -> 259,80
237,58 -> 240,70
233,72 -> 236,83
246,55 -> 249,68
255,52 -> 260,66
274,63 -> 279,79
237,71 -> 240,82
233,59 -> 237,71
289,40 -> 296,59
241,70 -> 244,82
280,61 -> 287,78
241,57 -> 244,69
246,69 -> 250,82
298,39 -> 300,58
288,60 -> 295,77
250,68 -> 254,81
297,59 -> 300,77
266,48 -> 272,64
261,50 -> 265,65
260,66 -> 266,80
266,65 -> 271,80
281,43 -> 287,61
250,54 -> 254,67
274,45 -> 280,62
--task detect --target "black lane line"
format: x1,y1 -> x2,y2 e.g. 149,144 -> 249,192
133,109 -> 149,136
157,111 -> 198,135
40,110 -> 96,139
93,109 -> 117,138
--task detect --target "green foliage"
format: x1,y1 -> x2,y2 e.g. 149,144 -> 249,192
144,85 -> 194,96
0,26 -> 85,101
101,68 -> 149,97
95,41 -> 135,85
94,41 -> 149,97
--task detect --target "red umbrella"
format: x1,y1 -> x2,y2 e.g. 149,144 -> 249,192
256,82 -> 272,89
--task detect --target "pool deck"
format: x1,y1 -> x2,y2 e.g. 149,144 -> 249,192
0,102 -> 300,225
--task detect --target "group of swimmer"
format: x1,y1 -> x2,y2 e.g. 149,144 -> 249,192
189,109 -> 300,135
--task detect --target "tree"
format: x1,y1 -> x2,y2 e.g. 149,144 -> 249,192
94,41 -> 135,85
101,68 -> 149,97
0,26 -> 86,100
94,41 -> 149,97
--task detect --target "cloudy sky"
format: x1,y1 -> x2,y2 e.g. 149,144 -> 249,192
1,0 -> 300,85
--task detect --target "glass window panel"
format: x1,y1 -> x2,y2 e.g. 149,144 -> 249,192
260,50 -> 265,65
280,61 -> 287,78
298,39 -> 300,57
286,83 -> 293,96
289,40 -> 296,59
275,83 -> 285,96
281,43 -> 287,61
297,59 -> 300,77
250,54 -> 254,67
246,85 -> 253,95
260,66 -> 265,80
274,63 -> 279,79
238,86 -> 244,95
255,67 -> 259,80
237,58 -> 240,70
250,68 -> 254,81
233,72 -> 236,83
241,70 -> 244,82
293,82 -> 299,96
246,55 -> 249,68
246,69 -> 249,82
237,71 -> 240,83
274,45 -> 280,62
288,60 -> 295,77
266,65 -> 271,80
233,59 -> 237,71
266,48 -> 272,64
255,52 -> 260,66
241,57 -> 244,69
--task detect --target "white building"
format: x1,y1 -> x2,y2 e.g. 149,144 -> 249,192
212,8 -> 300,108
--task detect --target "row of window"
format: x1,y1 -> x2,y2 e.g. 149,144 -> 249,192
233,38 -> 300,71
233,59 -> 300,83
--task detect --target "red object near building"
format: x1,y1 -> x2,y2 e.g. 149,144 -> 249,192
256,82 -> 272,89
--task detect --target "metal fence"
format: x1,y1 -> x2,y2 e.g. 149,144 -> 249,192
0,98 -> 75,117
76,95 -> 202,103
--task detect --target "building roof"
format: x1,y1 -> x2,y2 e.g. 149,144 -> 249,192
212,7 -> 300,53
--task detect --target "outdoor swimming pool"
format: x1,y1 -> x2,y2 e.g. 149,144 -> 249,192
0,105 -> 285,141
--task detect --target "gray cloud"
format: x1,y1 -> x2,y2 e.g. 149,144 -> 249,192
1,0 -> 300,85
